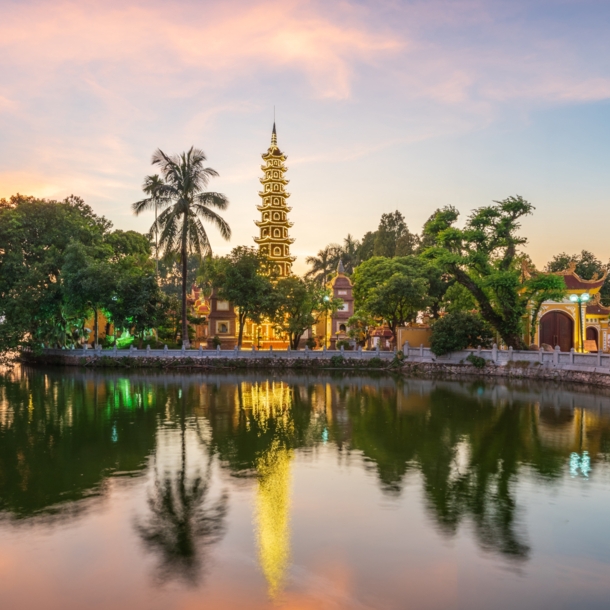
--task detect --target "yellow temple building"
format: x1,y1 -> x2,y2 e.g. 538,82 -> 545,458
532,263 -> 610,353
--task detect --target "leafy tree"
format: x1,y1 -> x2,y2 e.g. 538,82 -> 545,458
133,148 -> 231,346
357,231 -> 376,262
545,250 -> 610,306
442,283 -> 477,314
424,196 -> 538,349
271,277 -> 340,349
373,211 -> 418,258
62,242 -> 115,346
430,311 -> 495,355
205,247 -> 276,347
0,194 -> 110,351
352,256 -> 430,342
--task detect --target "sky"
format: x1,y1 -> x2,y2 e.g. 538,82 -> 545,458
1,0 -> 609,273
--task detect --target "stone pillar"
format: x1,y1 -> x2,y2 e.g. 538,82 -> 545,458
492,344 -> 498,363
539,348 -> 544,363
508,346 -> 513,361
570,348 -> 575,364
553,345 -> 559,365
403,341 -> 409,357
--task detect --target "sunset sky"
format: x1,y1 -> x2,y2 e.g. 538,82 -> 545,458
1,0 -> 609,272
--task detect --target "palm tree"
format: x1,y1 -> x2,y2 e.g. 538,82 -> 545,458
340,234 -> 360,274
141,174 -> 165,278
133,148 -> 231,346
305,244 -> 341,284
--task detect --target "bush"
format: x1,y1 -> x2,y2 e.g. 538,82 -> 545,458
430,311 -> 494,356
330,355 -> 345,367
336,340 -> 351,350
466,353 -> 486,368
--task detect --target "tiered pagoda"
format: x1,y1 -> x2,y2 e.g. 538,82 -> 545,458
254,124 -> 295,277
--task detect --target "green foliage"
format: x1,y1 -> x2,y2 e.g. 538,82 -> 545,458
352,256 -> 430,341
0,194 -> 110,350
271,277 -> 341,350
466,353 -> 487,368
204,247 -> 276,346
330,355 -> 345,367
336,340 -> 351,350
373,211 -> 418,258
211,335 -> 221,348
430,312 -> 494,356
424,196 -> 536,349
442,283 -> 477,313
367,357 -> 384,368
545,250 -> 610,306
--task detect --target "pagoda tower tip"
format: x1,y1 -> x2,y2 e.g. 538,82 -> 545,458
271,122 -> 277,146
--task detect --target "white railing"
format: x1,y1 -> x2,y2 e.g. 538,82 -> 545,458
402,342 -> 610,370
39,344 -> 395,360
36,342 -> 610,371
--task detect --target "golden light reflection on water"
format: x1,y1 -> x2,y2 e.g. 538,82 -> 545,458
241,381 -> 294,598
256,440 -> 293,599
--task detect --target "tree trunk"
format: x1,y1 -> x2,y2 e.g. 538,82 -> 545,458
94,306 -> 98,347
181,235 -> 189,348
238,312 -> 246,348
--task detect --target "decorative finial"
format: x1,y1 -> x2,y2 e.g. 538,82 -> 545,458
337,260 -> 345,275
271,120 -> 277,146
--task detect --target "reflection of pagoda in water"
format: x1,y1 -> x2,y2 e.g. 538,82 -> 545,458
241,381 -> 294,598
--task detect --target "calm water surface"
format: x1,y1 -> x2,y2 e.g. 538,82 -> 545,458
1,366 -> 609,609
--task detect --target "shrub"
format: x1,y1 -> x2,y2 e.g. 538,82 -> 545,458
211,335 -> 222,348
367,356 -> 384,368
430,312 -> 494,356
466,353 -> 486,368
330,355 -> 345,367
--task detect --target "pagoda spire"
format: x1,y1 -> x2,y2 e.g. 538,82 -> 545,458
271,122 -> 277,146
254,123 -> 295,277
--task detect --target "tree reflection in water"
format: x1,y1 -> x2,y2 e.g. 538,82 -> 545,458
135,384 -> 228,586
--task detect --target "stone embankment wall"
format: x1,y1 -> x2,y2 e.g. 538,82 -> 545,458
25,344 -> 610,388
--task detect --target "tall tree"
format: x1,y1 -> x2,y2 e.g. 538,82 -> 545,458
352,256 -> 430,342
271,277 -> 340,349
373,211 -> 418,258
204,247 -> 276,348
133,148 -> 231,346
0,194 -> 111,351
424,196 -> 541,349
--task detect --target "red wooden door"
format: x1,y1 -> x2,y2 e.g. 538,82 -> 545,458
540,312 -> 574,352
586,327 -> 599,351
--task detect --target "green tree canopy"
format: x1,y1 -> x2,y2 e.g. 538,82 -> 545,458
271,277 -> 340,350
204,247 -> 277,347
424,196 -> 544,349
0,194 -> 111,351
545,250 -> 610,306
352,256 -> 430,341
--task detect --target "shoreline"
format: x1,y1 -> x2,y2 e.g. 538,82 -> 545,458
19,352 -> 610,389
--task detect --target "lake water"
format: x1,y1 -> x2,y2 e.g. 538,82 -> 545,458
1,366 -> 609,610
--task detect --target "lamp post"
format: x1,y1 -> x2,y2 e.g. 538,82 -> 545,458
323,294 -> 330,349
569,292 -> 590,352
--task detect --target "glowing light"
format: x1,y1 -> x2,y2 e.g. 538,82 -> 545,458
569,451 -> 591,478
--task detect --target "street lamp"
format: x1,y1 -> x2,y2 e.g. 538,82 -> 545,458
323,295 -> 330,349
569,292 -> 590,352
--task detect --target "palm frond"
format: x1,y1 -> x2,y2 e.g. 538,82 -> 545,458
194,204 -> 231,241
